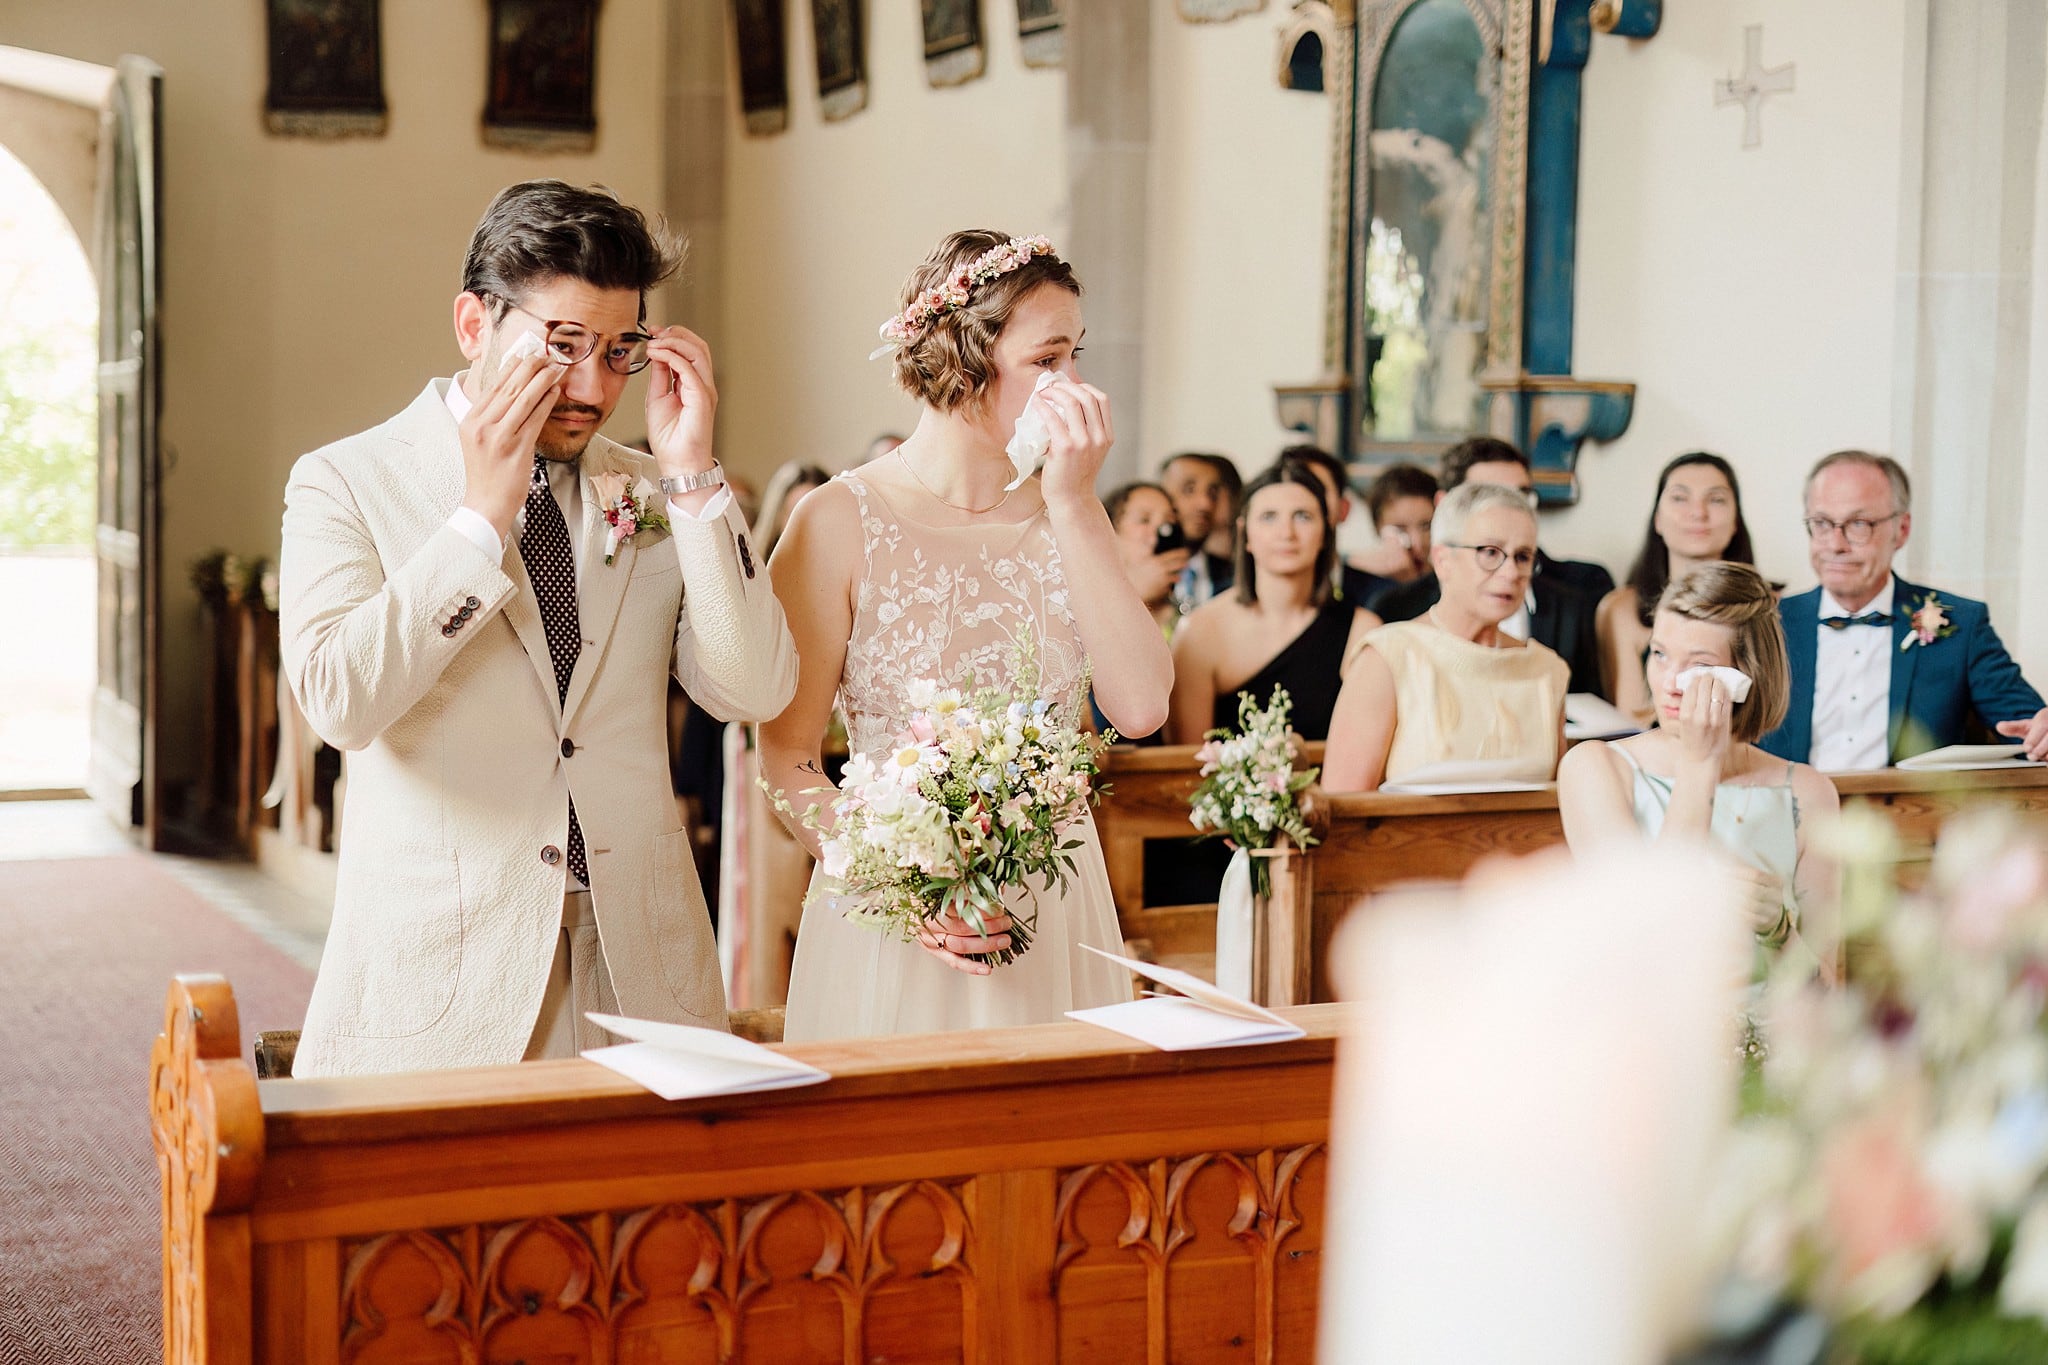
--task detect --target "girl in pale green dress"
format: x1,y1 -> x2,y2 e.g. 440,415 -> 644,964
1559,562 -> 1841,979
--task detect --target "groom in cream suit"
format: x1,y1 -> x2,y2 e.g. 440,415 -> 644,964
281,181 -> 797,1077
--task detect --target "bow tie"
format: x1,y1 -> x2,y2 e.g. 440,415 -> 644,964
1821,611 -> 1893,630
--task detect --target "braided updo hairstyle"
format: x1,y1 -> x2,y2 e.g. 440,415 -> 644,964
888,230 -> 1082,414
1655,562 -> 1789,743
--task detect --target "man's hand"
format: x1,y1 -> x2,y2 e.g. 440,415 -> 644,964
1995,708 -> 2048,761
644,326 -> 718,479
1123,542 -> 1191,607
459,354 -> 563,539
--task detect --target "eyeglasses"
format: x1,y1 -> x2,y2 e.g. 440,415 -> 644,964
1801,513 -> 1899,545
495,297 -> 655,376
1441,542 -> 1540,575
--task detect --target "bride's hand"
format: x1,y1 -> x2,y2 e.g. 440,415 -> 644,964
916,908 -> 1014,976
1034,378 -> 1114,511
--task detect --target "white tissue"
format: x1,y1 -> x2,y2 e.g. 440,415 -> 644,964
503,329 -> 548,363
1676,665 -> 1753,704
1004,370 -> 1060,491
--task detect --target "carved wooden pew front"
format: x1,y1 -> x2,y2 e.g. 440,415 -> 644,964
153,974 -> 1339,1365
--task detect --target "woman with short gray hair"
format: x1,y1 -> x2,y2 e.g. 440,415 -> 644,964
1322,482 -> 1570,792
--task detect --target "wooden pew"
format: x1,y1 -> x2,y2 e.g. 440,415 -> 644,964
1095,756 -> 2048,1003
1293,765 -> 2048,1001
154,975 -> 1339,1364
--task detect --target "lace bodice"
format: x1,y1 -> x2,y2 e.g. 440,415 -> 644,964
836,473 -> 1088,758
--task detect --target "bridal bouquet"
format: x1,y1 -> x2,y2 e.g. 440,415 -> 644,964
799,640 -> 1109,966
1695,810 -> 2048,1362
1189,686 -> 1319,898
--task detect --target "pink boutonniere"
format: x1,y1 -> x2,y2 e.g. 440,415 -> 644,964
589,471 -> 671,566
1900,592 -> 1956,652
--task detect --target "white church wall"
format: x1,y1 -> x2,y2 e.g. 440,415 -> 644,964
5,0 -> 670,802
717,5 -> 1067,479
1563,0 -> 1907,594
1140,9 -> 1335,483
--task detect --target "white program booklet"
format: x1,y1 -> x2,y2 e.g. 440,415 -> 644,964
1377,758 -> 1552,796
1067,945 -> 1306,1051
581,1012 -> 830,1101
1564,692 -> 1642,742
1896,744 -> 2045,772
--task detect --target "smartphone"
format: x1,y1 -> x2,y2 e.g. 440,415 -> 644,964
1153,522 -> 1188,556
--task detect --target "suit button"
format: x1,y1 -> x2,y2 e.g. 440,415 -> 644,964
541,845 -> 562,866
465,595 -> 481,610
561,738 -> 575,757
441,624 -> 457,638
458,604 -> 474,620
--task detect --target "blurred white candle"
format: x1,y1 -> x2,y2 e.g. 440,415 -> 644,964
1318,847 -> 1747,1365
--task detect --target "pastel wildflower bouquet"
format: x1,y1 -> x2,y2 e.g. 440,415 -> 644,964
1695,809 -> 2048,1362
1188,686 -> 1319,898
798,637 -> 1110,966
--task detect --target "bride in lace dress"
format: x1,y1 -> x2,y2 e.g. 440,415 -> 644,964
760,231 -> 1174,1040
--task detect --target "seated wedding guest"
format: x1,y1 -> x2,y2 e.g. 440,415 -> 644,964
1105,480 -> 1193,632
1160,451 -> 1238,604
1282,444 -> 1386,605
1597,452 -> 1761,726
1760,450 -> 2048,768
753,460 -> 831,559
1371,436 -> 1610,696
1199,452 -> 1242,565
1166,457 -> 1376,744
1322,482 -> 1569,792
1560,563 -> 1840,974
1352,462 -> 1438,604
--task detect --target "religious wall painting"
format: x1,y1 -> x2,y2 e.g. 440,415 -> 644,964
811,0 -> 867,121
483,0 -> 599,152
921,0 -> 985,87
263,0 -> 387,137
1016,0 -> 1064,68
732,0 -> 790,134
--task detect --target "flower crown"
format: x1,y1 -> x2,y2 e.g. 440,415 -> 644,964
869,235 -> 1059,360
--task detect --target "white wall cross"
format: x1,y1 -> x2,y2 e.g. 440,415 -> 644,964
1714,25 -> 1794,149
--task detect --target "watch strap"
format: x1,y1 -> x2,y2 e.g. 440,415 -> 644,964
659,462 -> 725,495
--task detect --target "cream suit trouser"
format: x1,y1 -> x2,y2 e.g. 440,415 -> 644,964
523,889 -> 621,1060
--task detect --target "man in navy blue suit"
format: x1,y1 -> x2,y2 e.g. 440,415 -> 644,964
1759,450 -> 2048,769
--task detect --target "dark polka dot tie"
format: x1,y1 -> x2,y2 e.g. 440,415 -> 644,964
519,454 -> 587,886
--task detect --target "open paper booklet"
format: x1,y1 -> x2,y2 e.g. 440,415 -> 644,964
1895,744 -> 2046,772
1376,757 -> 1551,796
1067,945 -> 1306,1051
1563,692 -> 1642,742
581,1012 -> 830,1101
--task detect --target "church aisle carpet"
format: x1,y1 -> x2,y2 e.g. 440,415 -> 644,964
0,855 -> 314,1365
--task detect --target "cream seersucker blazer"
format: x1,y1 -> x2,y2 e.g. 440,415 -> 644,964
280,380 -> 797,1078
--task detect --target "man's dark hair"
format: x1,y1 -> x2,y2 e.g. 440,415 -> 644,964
1364,463 -> 1439,526
1439,436 -> 1529,491
1161,451 -> 1243,499
461,180 -> 686,321
1278,444 -> 1353,516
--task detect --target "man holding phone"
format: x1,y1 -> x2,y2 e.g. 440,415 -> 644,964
279,181 -> 797,1077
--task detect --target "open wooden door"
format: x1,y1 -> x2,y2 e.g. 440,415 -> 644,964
88,55 -> 162,842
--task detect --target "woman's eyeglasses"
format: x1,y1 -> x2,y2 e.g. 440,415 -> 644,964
1441,542 -> 1540,576
495,297 -> 654,376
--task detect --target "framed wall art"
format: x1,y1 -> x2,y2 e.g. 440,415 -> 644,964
264,0 -> 388,137
811,0 -> 867,120
483,0 -> 599,152
1016,0 -> 1063,68
732,0 -> 790,133
921,0 -> 985,87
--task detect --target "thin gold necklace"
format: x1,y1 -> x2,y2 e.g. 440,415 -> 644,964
898,445 -> 1011,515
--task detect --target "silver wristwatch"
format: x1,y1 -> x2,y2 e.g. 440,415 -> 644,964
658,462 -> 726,495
